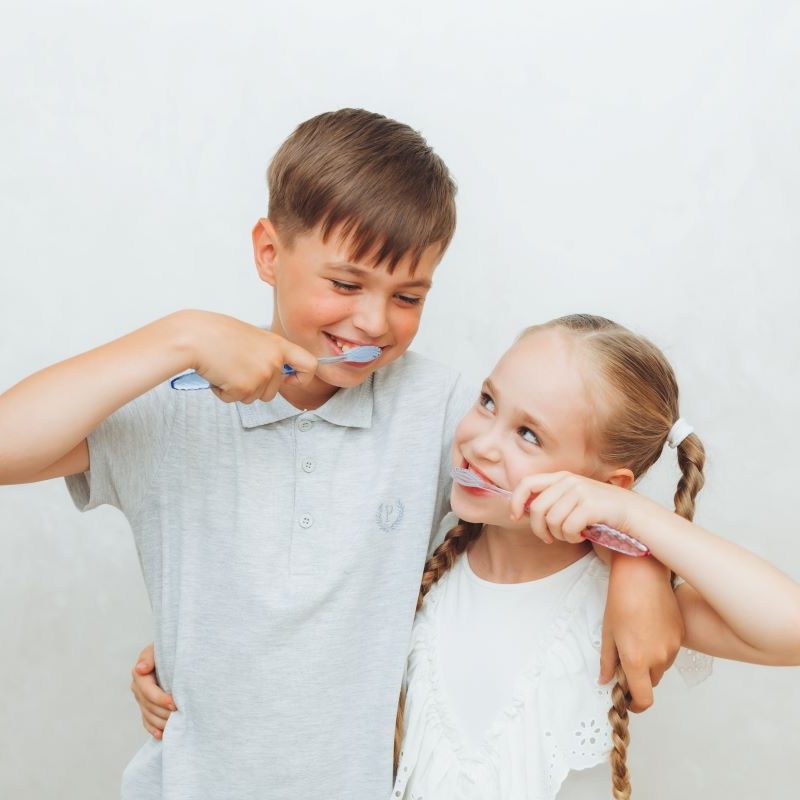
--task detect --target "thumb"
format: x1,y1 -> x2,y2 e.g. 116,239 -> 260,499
280,341 -> 319,385
135,643 -> 156,674
599,628 -> 619,684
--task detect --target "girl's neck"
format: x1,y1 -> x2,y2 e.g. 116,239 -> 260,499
467,523 -> 592,584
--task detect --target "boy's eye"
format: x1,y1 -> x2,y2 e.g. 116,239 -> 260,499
331,279 -> 360,292
396,294 -> 422,306
479,391 -> 495,412
519,427 -> 540,446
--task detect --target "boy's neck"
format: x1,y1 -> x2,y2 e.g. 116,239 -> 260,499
468,524 -> 592,584
279,375 -> 340,411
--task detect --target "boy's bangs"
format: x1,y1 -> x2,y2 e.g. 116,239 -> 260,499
318,195 -> 455,272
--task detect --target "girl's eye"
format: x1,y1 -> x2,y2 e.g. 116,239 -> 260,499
396,294 -> 422,306
331,280 -> 359,292
479,392 -> 495,412
519,427 -> 540,446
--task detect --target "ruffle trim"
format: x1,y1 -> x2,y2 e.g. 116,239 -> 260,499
392,555 -> 616,800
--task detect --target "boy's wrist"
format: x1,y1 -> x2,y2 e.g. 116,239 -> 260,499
162,309 -> 206,372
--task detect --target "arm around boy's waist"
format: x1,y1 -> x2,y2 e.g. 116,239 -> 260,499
0,310 -> 198,485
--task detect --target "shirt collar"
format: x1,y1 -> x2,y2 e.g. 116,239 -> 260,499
236,375 -> 375,430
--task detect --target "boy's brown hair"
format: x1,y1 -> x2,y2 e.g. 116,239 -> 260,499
267,108 -> 457,271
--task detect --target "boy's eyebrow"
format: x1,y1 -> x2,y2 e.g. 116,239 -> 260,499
483,378 -> 555,442
324,262 -> 432,290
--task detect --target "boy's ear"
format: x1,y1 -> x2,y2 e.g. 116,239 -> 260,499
252,218 -> 280,286
606,468 -> 635,490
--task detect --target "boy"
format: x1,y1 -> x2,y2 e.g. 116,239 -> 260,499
0,109 -> 681,799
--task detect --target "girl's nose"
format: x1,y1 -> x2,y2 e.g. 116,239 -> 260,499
470,429 -> 503,464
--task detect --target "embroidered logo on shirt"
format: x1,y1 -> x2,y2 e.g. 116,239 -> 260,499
376,500 -> 404,531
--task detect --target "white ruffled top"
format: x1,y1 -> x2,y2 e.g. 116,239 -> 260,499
392,544 -> 617,800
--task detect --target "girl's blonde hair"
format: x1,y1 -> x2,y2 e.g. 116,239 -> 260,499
394,314 -> 706,799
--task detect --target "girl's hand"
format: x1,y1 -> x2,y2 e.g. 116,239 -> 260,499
130,644 -> 176,740
509,471 -> 642,546
181,310 -> 319,404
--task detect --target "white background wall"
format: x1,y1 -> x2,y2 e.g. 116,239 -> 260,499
1,1 -> 798,797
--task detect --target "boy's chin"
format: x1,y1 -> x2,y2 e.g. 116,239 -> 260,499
318,363 -> 379,389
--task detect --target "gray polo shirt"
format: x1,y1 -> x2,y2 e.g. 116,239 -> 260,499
66,351 -> 474,800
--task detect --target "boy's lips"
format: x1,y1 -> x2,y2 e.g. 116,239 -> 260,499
323,331 -> 386,363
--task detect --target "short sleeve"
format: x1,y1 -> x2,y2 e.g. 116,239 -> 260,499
670,576 -> 714,686
674,646 -> 713,687
64,380 -> 180,518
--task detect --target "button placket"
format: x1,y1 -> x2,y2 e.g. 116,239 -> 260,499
292,413 -> 320,574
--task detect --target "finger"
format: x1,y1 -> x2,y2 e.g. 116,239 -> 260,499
509,472 -> 561,519
143,719 -> 164,740
137,675 -> 176,710
543,493 -> 580,542
144,701 -> 173,721
650,666 -> 666,688
562,506 -> 596,545
279,341 -> 319,383
135,644 -> 156,674
143,708 -> 169,730
528,481 -> 573,543
260,368 -> 286,402
211,386 -> 238,404
624,668 -> 654,713
599,630 -> 619,684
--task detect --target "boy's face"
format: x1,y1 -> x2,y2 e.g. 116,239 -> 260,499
253,219 -> 441,407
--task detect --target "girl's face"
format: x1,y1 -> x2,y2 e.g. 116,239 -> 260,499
451,329 -> 606,529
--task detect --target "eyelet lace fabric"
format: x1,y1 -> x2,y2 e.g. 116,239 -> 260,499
392,556 -> 615,800
391,554 -> 714,800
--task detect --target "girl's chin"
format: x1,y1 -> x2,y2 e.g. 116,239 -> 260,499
450,495 -> 492,525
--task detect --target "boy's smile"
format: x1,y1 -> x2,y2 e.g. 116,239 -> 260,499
253,219 -> 442,409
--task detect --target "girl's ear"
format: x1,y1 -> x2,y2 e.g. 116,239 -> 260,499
606,468 -> 635,490
252,218 -> 280,286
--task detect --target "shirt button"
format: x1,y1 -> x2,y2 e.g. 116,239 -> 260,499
297,418 -> 313,432
299,514 -> 313,529
302,458 -> 314,473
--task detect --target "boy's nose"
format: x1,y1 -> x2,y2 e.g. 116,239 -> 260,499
352,297 -> 389,339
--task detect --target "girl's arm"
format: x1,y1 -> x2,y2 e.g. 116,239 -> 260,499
628,502 -> 800,666
511,472 -> 800,667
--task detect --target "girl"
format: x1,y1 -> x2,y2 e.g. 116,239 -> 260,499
391,314 -> 800,799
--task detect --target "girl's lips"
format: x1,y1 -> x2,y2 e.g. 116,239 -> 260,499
462,459 -> 504,491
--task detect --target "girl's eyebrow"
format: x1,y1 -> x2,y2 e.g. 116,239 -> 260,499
484,378 -> 555,442
323,262 -> 432,290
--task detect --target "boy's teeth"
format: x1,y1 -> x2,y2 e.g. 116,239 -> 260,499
341,343 -> 354,353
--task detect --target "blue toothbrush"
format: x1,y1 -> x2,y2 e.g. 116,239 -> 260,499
170,345 -> 382,391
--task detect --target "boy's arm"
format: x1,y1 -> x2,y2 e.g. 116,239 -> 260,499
0,310 -> 316,485
600,553 -> 683,711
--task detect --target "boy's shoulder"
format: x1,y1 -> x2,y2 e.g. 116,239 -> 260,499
374,350 -> 464,395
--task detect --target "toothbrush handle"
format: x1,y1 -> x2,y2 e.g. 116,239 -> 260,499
581,524 -> 649,557
171,364 -> 297,390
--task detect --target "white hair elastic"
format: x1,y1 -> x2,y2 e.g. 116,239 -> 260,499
667,418 -> 694,449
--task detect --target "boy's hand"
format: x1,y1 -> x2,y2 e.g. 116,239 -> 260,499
185,311 -> 319,404
600,553 -> 683,711
130,644 -> 176,740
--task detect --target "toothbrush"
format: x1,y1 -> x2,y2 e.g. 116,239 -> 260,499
170,345 -> 382,391
451,467 -> 649,557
